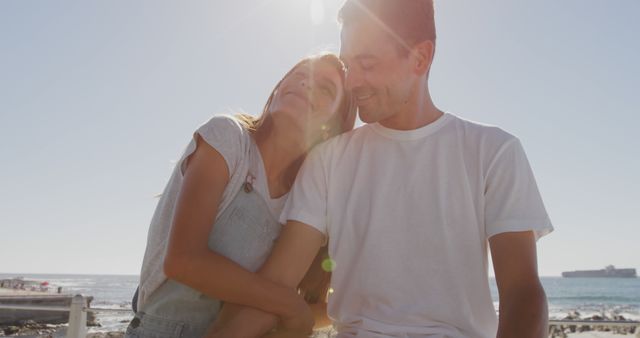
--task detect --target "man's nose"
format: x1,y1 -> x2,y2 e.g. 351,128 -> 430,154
345,68 -> 362,91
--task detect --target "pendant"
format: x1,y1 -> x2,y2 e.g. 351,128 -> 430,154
243,182 -> 253,193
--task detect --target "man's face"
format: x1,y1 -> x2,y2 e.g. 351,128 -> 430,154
340,18 -> 416,124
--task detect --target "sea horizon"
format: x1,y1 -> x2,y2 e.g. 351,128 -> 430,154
0,271 -> 596,279
4,271 -> 639,278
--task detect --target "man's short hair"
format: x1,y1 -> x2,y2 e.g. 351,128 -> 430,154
338,0 -> 436,56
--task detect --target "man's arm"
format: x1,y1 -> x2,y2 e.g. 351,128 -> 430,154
298,245 -> 332,328
490,230 -> 548,338
208,220 -> 326,337
258,221 -> 326,285
309,302 -> 331,328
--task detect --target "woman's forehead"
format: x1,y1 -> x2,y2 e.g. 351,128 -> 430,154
306,59 -> 344,81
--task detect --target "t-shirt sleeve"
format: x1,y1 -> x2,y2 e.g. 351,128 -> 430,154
179,115 -> 245,177
484,138 -> 553,240
279,146 -> 329,241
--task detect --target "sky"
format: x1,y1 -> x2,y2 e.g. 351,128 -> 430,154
1,0 -> 638,277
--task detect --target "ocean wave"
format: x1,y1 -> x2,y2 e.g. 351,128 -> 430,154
548,295 -> 640,303
91,301 -> 132,309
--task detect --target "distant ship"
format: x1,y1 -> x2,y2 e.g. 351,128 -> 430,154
562,265 -> 637,278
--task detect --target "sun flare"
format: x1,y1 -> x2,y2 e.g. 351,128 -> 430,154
310,0 -> 325,25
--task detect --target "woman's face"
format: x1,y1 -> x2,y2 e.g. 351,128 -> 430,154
268,59 -> 345,137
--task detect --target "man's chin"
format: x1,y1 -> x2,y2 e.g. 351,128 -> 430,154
358,109 -> 381,124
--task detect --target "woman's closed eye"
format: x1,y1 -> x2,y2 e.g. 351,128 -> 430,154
321,85 -> 334,97
360,60 -> 376,71
317,79 -> 337,98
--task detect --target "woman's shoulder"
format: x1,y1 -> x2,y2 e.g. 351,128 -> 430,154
187,114 -> 253,177
198,114 -> 247,135
196,114 -> 251,149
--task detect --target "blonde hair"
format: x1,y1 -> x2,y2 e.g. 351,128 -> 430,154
235,52 -> 355,139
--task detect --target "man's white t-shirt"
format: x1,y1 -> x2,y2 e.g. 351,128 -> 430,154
280,112 -> 553,338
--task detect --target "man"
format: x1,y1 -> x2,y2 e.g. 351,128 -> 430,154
214,0 -> 553,337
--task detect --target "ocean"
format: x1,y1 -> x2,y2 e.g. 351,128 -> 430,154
1,274 -> 638,333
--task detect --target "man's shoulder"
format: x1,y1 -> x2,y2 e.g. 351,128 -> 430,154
447,112 -> 518,147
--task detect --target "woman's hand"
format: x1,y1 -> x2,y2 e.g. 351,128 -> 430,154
278,298 -> 315,334
205,303 -> 278,338
262,330 -> 314,338
204,296 -> 314,338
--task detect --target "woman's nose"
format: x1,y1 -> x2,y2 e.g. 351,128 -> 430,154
300,78 -> 313,96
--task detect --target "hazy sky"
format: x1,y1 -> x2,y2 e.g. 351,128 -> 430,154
1,0 -> 638,276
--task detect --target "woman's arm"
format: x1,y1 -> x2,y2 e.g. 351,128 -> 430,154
207,221 -> 327,337
162,135 -> 310,323
208,244 -> 332,337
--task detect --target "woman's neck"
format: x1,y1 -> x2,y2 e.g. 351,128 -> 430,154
254,124 -> 309,199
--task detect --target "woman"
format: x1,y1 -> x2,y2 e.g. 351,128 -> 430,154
125,53 -> 355,338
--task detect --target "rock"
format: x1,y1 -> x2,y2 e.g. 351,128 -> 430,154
577,324 -> 590,332
563,311 -> 581,320
17,319 -> 37,327
3,326 -> 19,335
86,332 -> 125,338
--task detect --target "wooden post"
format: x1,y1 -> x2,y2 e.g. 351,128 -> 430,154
66,294 -> 87,338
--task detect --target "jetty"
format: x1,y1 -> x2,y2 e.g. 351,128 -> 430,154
0,278 -> 96,326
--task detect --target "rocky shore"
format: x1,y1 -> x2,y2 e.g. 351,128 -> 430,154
0,321 -> 62,336
0,321 -> 124,337
2,312 -> 637,337
549,311 -> 639,337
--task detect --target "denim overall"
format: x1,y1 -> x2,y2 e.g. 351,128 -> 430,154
125,174 -> 282,338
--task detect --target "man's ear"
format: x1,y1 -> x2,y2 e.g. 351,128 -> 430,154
411,40 -> 435,75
